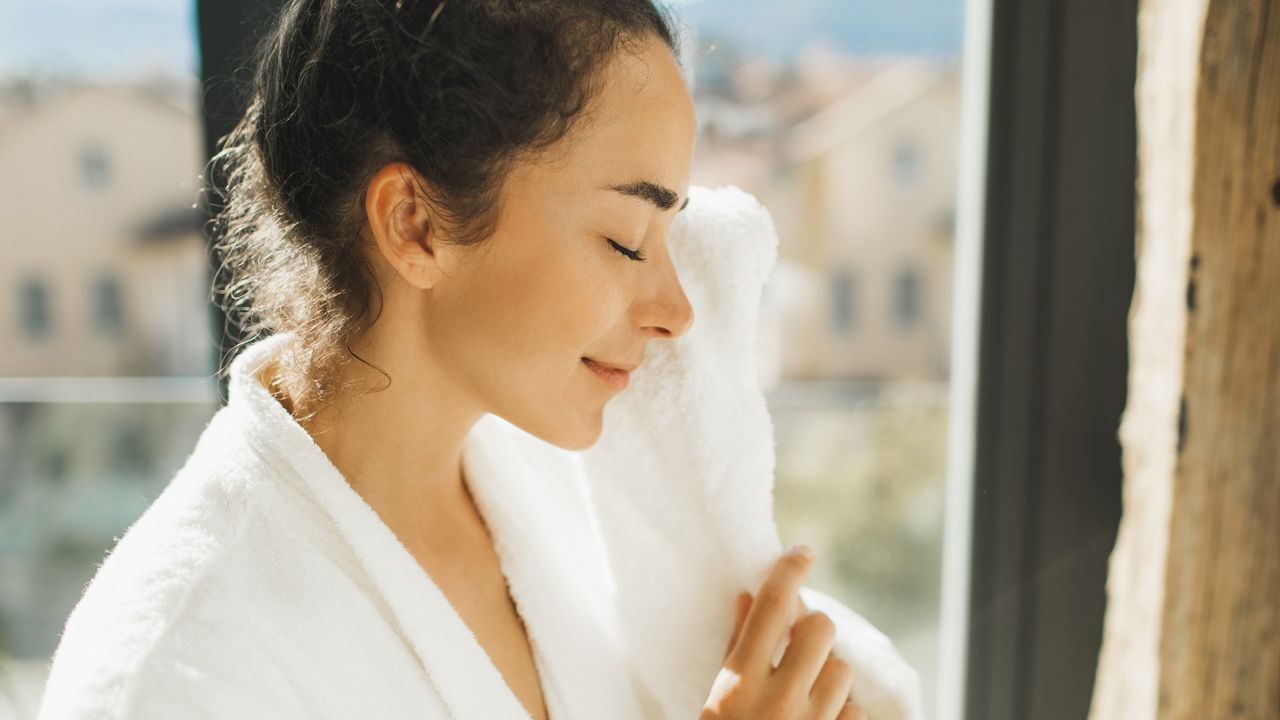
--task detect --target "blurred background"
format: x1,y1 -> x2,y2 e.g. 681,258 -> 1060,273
2,1 -> 1133,719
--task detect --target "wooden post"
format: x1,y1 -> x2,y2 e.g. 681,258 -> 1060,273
1091,0 -> 1280,719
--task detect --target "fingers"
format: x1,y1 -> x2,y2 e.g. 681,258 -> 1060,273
809,655 -> 857,719
793,596 -> 809,626
836,702 -> 868,720
772,609 -> 836,693
729,545 -> 814,674
724,591 -> 752,659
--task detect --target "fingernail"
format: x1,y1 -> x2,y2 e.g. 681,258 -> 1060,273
787,543 -> 814,559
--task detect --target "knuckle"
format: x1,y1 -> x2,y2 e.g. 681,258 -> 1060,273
823,656 -> 855,682
754,587 -> 788,615
796,610 -> 836,640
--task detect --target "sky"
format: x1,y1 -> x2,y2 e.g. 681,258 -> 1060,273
674,0 -> 965,59
0,0 -> 963,80
0,0 -> 199,79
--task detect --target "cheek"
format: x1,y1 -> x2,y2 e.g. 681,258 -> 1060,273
525,261 -> 625,361
454,248 -> 627,370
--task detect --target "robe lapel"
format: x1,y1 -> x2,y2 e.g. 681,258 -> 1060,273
461,414 -> 647,720
231,335 -> 533,720
293,459 -> 535,720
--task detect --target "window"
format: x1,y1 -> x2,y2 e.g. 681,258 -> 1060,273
93,272 -> 124,337
2,2 -> 999,717
19,277 -> 51,340
830,267 -> 859,334
893,139 -> 922,189
0,0 -> 216,694
673,3 -> 970,715
894,266 -> 922,330
78,141 -> 111,191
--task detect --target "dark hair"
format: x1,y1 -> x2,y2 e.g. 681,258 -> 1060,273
209,0 -> 684,420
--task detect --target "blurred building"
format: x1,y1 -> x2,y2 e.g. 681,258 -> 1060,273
694,53 -> 959,382
0,82 -> 211,378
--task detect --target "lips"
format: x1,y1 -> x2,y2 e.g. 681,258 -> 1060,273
582,357 -> 634,391
583,357 -> 640,373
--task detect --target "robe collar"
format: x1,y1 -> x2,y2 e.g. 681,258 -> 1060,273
226,332 -> 641,720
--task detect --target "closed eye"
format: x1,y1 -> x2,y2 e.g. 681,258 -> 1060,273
606,238 -> 647,262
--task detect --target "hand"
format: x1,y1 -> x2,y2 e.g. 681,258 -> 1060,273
701,545 -> 867,720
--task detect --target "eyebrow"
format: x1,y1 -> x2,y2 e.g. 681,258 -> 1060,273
606,180 -> 690,212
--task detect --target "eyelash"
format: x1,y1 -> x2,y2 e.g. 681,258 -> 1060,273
606,238 -> 647,262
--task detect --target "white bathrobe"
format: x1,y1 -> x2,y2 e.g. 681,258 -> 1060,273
37,185 -> 924,720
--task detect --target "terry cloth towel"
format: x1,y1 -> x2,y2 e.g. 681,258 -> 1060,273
36,185 -> 924,720
576,184 -> 925,720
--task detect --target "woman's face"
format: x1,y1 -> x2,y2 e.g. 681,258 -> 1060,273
366,37 -> 698,450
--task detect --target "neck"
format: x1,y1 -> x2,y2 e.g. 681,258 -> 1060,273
268,330 -> 487,548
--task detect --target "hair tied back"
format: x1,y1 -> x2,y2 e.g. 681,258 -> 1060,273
212,0 -> 680,418
427,1 -> 446,29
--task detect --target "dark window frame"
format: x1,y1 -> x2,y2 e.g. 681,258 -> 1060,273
962,0 -> 1133,718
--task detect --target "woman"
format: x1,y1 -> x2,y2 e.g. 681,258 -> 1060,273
37,1 -> 917,718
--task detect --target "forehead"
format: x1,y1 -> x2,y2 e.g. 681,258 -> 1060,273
514,39 -> 697,200
586,39 -> 697,139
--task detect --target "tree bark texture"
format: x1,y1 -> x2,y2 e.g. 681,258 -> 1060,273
1091,1 -> 1279,719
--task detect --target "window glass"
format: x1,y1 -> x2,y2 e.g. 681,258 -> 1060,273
93,272 -> 125,337
0,3 -> 976,717
895,265 -> 923,330
19,277 -> 51,340
893,139 -> 922,188
830,266 -> 859,335
0,1 -> 214,711
78,141 -> 111,191
671,1 -> 968,714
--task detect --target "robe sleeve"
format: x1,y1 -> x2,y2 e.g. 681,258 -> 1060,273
38,599 -> 317,720
120,661 -> 315,720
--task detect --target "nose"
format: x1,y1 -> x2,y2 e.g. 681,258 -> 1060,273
636,242 -> 695,340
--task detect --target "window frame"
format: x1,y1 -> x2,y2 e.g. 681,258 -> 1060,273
944,0 -> 1135,718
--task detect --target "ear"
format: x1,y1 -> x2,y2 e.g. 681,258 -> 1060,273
364,162 -> 448,291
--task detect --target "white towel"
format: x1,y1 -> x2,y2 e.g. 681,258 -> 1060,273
575,184 -> 925,720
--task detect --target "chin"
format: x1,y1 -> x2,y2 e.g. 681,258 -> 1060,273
553,421 -> 604,452
502,405 -> 604,452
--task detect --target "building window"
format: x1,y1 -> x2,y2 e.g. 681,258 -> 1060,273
79,141 -> 111,191
892,139 -> 921,189
830,267 -> 858,335
893,266 -> 922,330
20,277 -> 51,339
112,423 -> 149,474
94,273 -> 124,337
